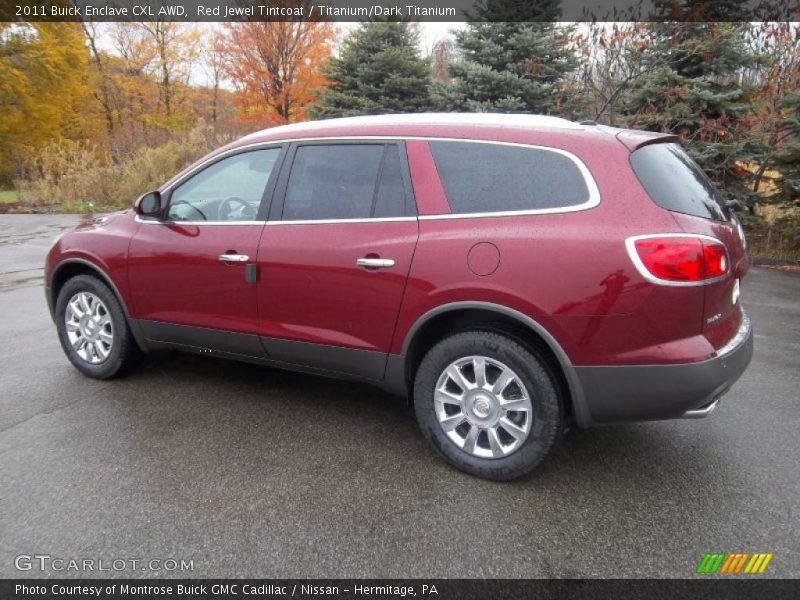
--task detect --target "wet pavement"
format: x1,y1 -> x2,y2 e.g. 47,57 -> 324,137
0,214 -> 798,578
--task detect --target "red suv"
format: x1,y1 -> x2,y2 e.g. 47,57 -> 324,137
45,114 -> 753,480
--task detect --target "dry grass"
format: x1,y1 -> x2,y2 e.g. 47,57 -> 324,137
14,126 -> 231,214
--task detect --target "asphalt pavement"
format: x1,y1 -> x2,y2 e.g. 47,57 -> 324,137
0,214 -> 798,578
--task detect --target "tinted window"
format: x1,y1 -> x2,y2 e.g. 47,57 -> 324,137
169,148 -> 280,222
374,145 -> 408,218
630,143 -> 727,221
429,141 -> 591,214
282,144 -> 408,221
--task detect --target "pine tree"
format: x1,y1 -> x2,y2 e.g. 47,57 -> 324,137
311,21 -> 431,118
431,0 -> 580,116
620,2 -> 756,199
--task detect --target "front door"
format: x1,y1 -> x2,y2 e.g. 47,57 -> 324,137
257,141 -> 419,379
128,146 -> 283,356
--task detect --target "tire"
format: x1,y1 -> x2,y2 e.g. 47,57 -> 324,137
413,331 -> 562,481
55,274 -> 144,379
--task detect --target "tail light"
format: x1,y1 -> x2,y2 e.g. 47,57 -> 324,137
626,234 -> 729,285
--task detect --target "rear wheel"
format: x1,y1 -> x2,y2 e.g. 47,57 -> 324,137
55,274 -> 143,379
414,331 -> 562,480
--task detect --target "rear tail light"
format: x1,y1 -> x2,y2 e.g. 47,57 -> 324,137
626,235 -> 729,285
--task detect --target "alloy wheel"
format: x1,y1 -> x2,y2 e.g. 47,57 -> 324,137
434,355 -> 533,459
64,291 -> 114,364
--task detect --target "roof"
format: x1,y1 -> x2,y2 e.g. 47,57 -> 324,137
236,113 -> 586,144
215,113 -> 678,160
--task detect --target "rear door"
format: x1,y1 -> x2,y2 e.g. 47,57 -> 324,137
256,141 -> 418,380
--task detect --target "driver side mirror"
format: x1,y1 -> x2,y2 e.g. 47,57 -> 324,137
134,191 -> 162,217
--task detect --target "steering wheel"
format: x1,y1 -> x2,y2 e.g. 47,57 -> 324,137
218,197 -> 257,221
169,200 -> 207,222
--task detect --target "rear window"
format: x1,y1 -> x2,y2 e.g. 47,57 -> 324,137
630,143 -> 727,221
429,141 -> 592,215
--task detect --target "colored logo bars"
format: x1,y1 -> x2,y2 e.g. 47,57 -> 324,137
697,552 -> 774,574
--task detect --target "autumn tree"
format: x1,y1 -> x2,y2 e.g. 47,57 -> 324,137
200,29 -> 227,129
311,21 -> 432,118
744,23 -> 800,203
430,37 -> 457,82
220,20 -> 334,126
138,22 -> 201,122
0,23 -> 97,185
575,23 -> 657,125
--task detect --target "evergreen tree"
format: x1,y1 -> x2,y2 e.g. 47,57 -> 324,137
311,21 -> 431,118
431,0 -> 580,116
620,2 -> 756,199
773,91 -> 800,201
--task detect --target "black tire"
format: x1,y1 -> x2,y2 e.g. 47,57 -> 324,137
55,274 -> 144,379
413,331 -> 562,481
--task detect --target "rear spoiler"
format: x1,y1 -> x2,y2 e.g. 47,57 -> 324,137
614,129 -> 679,152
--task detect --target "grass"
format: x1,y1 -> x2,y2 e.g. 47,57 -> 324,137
0,189 -> 19,204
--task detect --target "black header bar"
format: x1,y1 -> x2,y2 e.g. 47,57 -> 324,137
2,0 -> 798,22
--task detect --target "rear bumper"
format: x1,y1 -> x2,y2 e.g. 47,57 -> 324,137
573,313 -> 753,426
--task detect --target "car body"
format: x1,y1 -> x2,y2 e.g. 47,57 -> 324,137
45,113 -> 753,480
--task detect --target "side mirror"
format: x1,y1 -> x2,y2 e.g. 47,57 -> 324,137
134,191 -> 162,217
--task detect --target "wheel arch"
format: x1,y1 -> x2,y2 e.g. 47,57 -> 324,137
49,258 -> 130,317
48,258 -> 148,352
399,302 -> 591,427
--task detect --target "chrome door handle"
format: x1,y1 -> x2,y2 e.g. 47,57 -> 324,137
356,257 -> 395,269
218,254 -> 249,263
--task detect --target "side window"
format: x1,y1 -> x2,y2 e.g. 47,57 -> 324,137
374,145 -> 407,218
282,144 -> 409,221
630,143 -> 727,221
168,148 -> 280,222
429,141 -> 592,214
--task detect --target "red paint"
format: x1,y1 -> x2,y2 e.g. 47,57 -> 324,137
256,220 -> 418,351
405,140 -> 450,215
127,222 -> 263,333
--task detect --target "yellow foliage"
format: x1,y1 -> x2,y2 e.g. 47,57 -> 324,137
0,23 -> 101,184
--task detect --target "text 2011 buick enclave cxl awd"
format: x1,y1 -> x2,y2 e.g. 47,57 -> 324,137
45,114 -> 753,480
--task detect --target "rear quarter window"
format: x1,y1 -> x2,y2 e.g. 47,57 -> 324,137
429,141 -> 594,215
630,143 -> 727,221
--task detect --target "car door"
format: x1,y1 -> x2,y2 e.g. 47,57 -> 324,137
257,141 -> 419,380
128,146 -> 283,357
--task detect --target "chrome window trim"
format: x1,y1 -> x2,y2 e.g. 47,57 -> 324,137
624,233 -> 731,287
144,135 -> 600,225
135,214 -> 418,226
266,216 -> 418,226
135,215 -> 264,226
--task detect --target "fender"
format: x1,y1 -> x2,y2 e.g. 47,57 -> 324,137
47,257 -> 149,351
397,301 -> 592,428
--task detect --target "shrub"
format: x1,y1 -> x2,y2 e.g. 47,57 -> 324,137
15,140 -> 114,212
15,125 -> 233,213
743,210 -> 800,261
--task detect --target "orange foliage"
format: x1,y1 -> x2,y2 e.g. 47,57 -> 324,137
219,20 -> 334,127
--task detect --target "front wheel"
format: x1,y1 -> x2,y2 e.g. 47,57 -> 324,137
55,274 -> 143,379
413,331 -> 562,481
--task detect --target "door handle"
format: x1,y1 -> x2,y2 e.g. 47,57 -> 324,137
218,253 -> 249,263
356,257 -> 395,269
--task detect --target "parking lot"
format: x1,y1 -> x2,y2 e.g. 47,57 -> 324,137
1,214 -> 798,578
